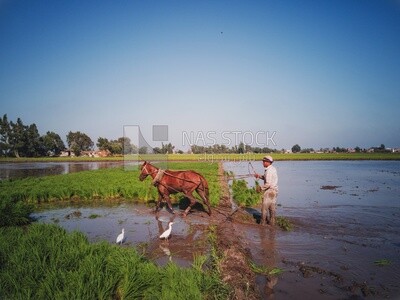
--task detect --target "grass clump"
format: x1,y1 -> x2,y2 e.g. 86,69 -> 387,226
249,261 -> 284,276
0,197 -> 33,227
231,179 -> 261,206
374,259 -> 391,267
276,216 -> 293,231
0,223 -> 228,299
88,214 -> 101,219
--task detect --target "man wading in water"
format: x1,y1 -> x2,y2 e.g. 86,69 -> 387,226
254,156 -> 279,225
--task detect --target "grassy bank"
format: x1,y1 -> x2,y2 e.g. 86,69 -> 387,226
1,152 -> 399,163
0,223 -> 228,299
0,162 -> 221,206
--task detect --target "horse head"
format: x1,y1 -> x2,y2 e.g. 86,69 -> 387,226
139,161 -> 157,181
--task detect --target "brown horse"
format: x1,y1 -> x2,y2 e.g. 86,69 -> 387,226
139,161 -> 212,216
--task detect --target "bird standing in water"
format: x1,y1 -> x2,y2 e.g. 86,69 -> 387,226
116,228 -> 125,245
159,222 -> 174,240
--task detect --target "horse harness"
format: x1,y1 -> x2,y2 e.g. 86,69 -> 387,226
152,169 -> 165,186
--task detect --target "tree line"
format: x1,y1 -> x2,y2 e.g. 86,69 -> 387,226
290,143 -> 391,153
0,115 -> 136,157
190,143 -> 278,154
1,115 -> 392,158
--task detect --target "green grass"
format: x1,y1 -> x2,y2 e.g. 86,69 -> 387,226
88,214 -> 101,219
276,216 -> 293,231
0,162 -> 221,206
249,260 -> 284,276
231,179 -> 261,206
0,223 -> 228,299
374,259 -> 391,266
0,197 -> 34,227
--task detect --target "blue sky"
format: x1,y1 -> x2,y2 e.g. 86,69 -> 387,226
1,0 -> 399,151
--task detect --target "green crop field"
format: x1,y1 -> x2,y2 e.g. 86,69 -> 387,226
0,223 -> 228,299
0,162 -> 221,206
0,161 -> 228,299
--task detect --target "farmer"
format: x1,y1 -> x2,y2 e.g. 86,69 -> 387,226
254,155 -> 278,225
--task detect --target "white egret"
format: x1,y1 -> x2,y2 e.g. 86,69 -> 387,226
116,228 -> 125,245
159,222 -> 174,239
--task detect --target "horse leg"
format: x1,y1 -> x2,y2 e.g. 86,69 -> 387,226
164,194 -> 175,214
182,192 -> 198,217
155,192 -> 163,213
196,188 -> 212,216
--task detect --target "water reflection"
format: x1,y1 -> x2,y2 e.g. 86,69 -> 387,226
32,203 -> 210,267
223,160 -> 400,208
0,161 -> 125,180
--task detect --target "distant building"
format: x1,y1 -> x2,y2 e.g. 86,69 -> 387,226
60,149 -> 74,157
81,150 -> 111,157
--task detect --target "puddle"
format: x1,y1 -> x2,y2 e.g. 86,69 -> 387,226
32,203 -> 210,267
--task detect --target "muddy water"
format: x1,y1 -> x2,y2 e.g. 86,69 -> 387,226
32,203 -> 210,267
0,161 -> 126,180
225,161 -> 400,299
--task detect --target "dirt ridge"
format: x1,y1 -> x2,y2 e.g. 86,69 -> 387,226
213,162 -> 259,299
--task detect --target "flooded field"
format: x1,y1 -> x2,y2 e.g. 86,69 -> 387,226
30,160 -> 400,298
226,160 -> 400,299
32,202 -> 210,267
0,161 -> 125,180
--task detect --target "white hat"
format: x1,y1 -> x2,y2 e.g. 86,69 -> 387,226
262,155 -> 273,163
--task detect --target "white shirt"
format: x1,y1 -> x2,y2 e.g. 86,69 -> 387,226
262,165 -> 278,192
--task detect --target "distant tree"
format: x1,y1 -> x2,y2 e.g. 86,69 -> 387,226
66,131 -> 93,156
300,148 -> 314,153
291,144 -> 301,153
161,142 -> 175,154
116,137 -> 132,154
138,146 -> 148,154
355,146 -> 361,153
97,137 -> 110,151
1,114 -> 66,157
41,131 -> 65,156
109,141 -> 122,154
0,114 -> 11,156
25,124 -> 42,157
153,147 -> 162,154
333,147 -> 347,153
238,142 -> 245,154
97,137 -> 131,155
380,144 -> 385,150
0,115 -> 43,157
5,118 -> 41,157
8,118 -> 26,157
